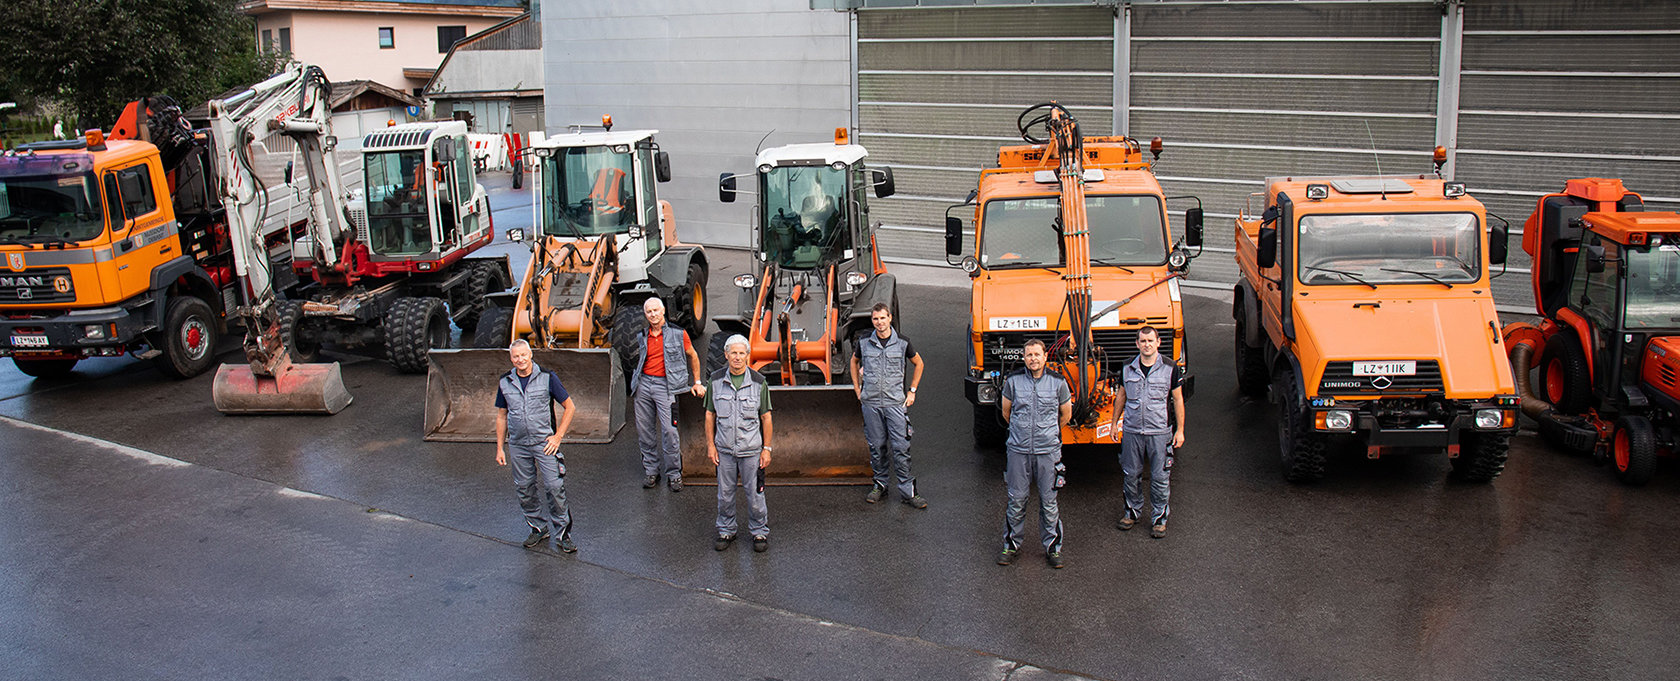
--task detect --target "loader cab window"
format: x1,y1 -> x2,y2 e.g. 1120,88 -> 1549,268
453,134 -> 480,236
1622,244 -> 1680,329
0,159 -> 105,243
541,146 -> 637,238
979,194 -> 1166,268
636,147 -> 661,256
364,149 -> 434,254
1297,212 -> 1480,286
761,164 -> 847,270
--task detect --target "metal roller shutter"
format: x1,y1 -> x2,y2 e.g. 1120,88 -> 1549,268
856,5 -> 1115,265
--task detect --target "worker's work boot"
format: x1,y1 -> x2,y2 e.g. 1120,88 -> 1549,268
996,548 -> 1018,566
864,485 -> 886,504
556,534 -> 577,554
668,476 -> 683,493
1118,511 -> 1137,531
643,475 -> 659,489
714,535 -> 736,551
1046,552 -> 1065,569
903,495 -> 928,510
522,527 -> 550,548
1151,522 -> 1167,539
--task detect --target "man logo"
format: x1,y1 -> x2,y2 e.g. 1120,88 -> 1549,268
53,276 -> 71,294
16,288 -> 32,300
6,253 -> 23,271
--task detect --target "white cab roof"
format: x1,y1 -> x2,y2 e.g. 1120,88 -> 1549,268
536,129 -> 658,149
755,142 -> 869,168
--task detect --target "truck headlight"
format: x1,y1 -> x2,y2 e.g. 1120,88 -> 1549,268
83,325 -> 106,340
1323,409 -> 1353,431
1475,408 -> 1503,429
977,383 -> 999,404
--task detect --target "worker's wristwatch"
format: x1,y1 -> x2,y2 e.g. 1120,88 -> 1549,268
910,387 -> 918,393
762,446 -> 774,452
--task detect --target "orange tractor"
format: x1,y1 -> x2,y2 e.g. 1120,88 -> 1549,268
1504,178 -> 1680,485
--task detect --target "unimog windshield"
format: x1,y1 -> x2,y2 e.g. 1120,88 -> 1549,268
760,165 -> 847,270
1298,212 -> 1481,286
0,153 -> 105,243
364,149 -> 433,254
541,146 -> 638,238
980,194 -> 1167,269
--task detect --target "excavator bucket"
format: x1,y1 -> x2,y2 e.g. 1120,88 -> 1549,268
422,348 -> 625,443
676,386 -> 871,485
212,362 -> 354,415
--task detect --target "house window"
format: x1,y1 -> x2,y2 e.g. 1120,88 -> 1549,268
378,27 -> 394,49
437,25 -> 467,53
278,27 -> 291,54
262,29 -> 273,52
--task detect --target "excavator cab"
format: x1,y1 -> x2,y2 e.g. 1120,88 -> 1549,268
358,121 -> 487,259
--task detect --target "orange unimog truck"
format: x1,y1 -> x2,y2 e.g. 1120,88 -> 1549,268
946,103 -> 1204,448
1232,168 -> 1520,483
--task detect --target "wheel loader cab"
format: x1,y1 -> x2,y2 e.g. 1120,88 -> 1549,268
760,164 -> 848,270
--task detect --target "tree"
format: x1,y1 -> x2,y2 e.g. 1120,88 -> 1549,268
0,0 -> 287,127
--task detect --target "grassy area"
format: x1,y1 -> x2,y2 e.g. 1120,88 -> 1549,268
1,115 -> 79,149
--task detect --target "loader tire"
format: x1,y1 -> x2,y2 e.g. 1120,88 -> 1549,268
610,304 -> 645,380
1612,414 -> 1657,486
385,297 -> 450,374
473,306 -> 512,349
1234,315 -> 1268,399
973,403 -> 1007,449
278,300 -> 321,364
13,357 -> 77,379
155,296 -> 219,379
678,263 -> 708,341
706,330 -> 731,376
459,261 -> 509,334
1274,371 -> 1326,483
1451,432 -> 1509,483
1539,332 -> 1591,415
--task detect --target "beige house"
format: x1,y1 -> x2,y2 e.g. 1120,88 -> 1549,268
426,11 -> 541,135
239,0 -> 524,95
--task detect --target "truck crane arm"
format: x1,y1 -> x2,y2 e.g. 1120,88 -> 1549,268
1019,103 -> 1099,422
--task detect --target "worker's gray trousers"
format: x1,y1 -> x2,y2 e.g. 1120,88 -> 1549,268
1002,450 -> 1062,553
716,453 -> 769,539
861,403 -> 915,498
634,373 -> 682,481
1120,432 -> 1171,525
510,443 -> 570,538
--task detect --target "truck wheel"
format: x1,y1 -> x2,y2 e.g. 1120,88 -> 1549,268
1274,371 -> 1326,483
1540,332 -> 1591,414
1452,432 -> 1509,483
1234,315 -> 1268,398
679,263 -> 708,341
1612,414 -> 1657,486
472,306 -> 512,349
610,304 -> 646,380
279,300 -> 321,364
13,357 -> 77,378
384,297 -> 450,374
459,261 -> 509,334
155,296 -> 220,379
706,330 -> 730,376
973,403 -> 1007,449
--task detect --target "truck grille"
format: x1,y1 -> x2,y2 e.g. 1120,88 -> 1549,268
0,268 -> 76,304
981,325 -> 1176,367
1317,360 -> 1444,396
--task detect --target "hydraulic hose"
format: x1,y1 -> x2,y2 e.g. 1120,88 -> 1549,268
1509,340 -> 1555,419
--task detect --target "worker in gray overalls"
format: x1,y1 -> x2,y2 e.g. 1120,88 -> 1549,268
997,338 -> 1072,569
849,302 -> 928,508
1118,325 -> 1185,539
630,297 -> 706,492
495,339 -> 579,552
705,334 -> 775,553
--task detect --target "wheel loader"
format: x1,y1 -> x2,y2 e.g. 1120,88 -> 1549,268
672,128 -> 898,484
1503,178 -> 1680,485
423,117 -> 708,443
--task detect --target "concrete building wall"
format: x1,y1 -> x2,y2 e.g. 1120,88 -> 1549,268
256,11 -> 504,91
430,50 -> 544,96
541,0 -> 853,246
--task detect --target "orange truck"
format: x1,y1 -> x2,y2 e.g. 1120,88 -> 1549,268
946,103 -> 1203,448
1502,178 -> 1680,485
1232,166 -> 1519,482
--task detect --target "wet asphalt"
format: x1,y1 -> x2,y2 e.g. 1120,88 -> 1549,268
1,176 -> 1677,680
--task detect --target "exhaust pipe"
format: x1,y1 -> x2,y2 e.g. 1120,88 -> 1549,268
1509,341 -> 1554,419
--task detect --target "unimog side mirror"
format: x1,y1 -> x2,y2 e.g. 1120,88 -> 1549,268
874,167 -> 896,199
655,151 -> 672,183
1586,243 -> 1607,273
945,216 -> 963,256
1489,223 -> 1509,265
1184,207 -> 1204,247
1257,225 -> 1278,269
719,173 -> 737,203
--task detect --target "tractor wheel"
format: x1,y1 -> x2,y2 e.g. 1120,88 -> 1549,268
278,300 -> 321,364
1612,414 -> 1657,486
973,403 -> 1007,450
383,297 -> 450,374
1274,370 -> 1327,483
1234,314 -> 1269,399
1539,332 -> 1592,414
459,261 -> 510,334
472,306 -> 512,349
609,303 -> 646,380
679,263 -> 708,341
13,357 -> 77,378
154,296 -> 220,379
706,329 -> 731,377
1452,432 -> 1509,483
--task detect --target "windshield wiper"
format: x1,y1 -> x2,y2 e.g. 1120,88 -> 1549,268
998,259 -> 1063,274
1381,267 -> 1455,289
1304,265 -> 1377,289
1089,259 -> 1135,274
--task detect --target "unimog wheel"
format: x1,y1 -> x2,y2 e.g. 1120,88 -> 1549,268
678,263 -> 708,341
154,296 -> 220,379
1451,432 -> 1509,483
973,403 -> 1007,449
1612,414 -> 1657,486
1234,314 -> 1269,399
1539,331 -> 1591,415
459,261 -> 510,334
384,296 -> 450,374
610,303 -> 646,380
13,357 -> 78,378
1274,370 -> 1327,483
472,306 -> 512,349
278,300 -> 321,364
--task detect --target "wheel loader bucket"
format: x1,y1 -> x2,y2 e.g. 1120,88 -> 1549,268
212,362 -> 354,415
677,385 -> 871,485
422,348 -> 625,443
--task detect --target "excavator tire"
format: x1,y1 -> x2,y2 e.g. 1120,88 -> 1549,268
472,306 -> 512,349
459,261 -> 509,334
680,263 -> 708,341
1539,332 -> 1591,415
13,357 -> 78,378
1451,432 -> 1509,483
154,296 -> 220,379
1612,414 -> 1657,486
279,300 -> 321,364
1274,370 -> 1326,483
385,297 -> 451,374
609,304 -> 645,380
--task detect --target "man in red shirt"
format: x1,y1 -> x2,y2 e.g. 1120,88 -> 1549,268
630,297 -> 705,491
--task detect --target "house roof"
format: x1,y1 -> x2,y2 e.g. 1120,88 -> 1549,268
238,0 -> 523,18
424,11 -> 538,97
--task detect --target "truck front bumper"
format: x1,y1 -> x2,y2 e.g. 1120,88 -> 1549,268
0,305 -> 152,358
